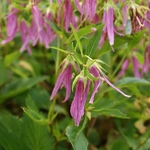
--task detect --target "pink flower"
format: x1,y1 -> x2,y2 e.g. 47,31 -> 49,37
31,5 -> 56,48
50,63 -> 73,102
144,2 -> 150,31
70,79 -> 90,126
117,59 -> 130,80
64,0 -> 77,31
132,56 -> 142,78
19,21 -> 32,54
89,66 -> 101,103
122,0 -> 128,27
142,45 -> 150,76
74,0 -> 97,21
99,7 -> 115,47
1,8 -> 18,45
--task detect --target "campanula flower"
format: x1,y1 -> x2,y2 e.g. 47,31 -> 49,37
70,79 -> 90,126
89,65 -> 101,103
74,0 -> 97,21
99,6 -> 115,47
20,21 -> 32,54
1,8 -> 18,45
50,63 -> 73,102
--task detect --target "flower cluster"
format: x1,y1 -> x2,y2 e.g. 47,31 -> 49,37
50,56 -> 130,126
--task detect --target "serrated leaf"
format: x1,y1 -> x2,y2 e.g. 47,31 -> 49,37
23,107 -> 49,125
0,112 -> 55,150
92,108 -> 129,119
86,25 -> 103,57
66,126 -> 88,150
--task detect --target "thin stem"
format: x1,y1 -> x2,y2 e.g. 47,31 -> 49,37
111,52 -> 127,78
86,118 -> 97,136
135,135 -> 150,150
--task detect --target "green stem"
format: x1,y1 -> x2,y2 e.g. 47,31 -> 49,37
135,135 -> 150,150
111,52 -> 127,78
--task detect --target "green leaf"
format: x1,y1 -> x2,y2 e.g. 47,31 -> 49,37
22,114 -> 55,150
0,112 -> 24,150
0,76 -> 48,103
4,51 -> 21,67
116,120 -> 150,150
0,111 -> 55,150
0,58 -> 9,86
116,77 -> 150,87
67,24 -> 97,43
86,25 -> 103,57
66,126 -> 88,150
92,108 -> 129,119
23,96 -> 49,125
70,23 -> 83,56
45,20 -> 62,37
23,107 -> 49,125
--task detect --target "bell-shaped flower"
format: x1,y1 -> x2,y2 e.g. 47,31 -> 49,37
74,0 -> 97,21
142,45 -> 150,76
117,59 -> 130,80
1,8 -> 18,45
89,65 -> 101,103
50,63 -> 73,102
19,21 -> 32,54
132,56 -> 142,78
99,6 -> 115,47
70,78 -> 90,126
144,2 -> 150,31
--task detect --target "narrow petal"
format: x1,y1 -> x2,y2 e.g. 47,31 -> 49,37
70,79 -> 90,126
50,68 -> 67,100
107,7 -> 114,45
117,59 -> 130,79
64,0 -> 74,31
100,69 -> 131,98
62,64 -> 72,102
132,56 -> 141,78
89,66 -> 100,103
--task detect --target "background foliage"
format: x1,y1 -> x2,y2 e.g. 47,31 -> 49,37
0,0 -> 150,150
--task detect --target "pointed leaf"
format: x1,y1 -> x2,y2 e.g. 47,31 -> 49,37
86,25 -> 103,57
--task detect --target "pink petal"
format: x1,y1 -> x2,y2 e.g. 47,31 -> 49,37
89,66 -> 101,103
100,69 -> 131,98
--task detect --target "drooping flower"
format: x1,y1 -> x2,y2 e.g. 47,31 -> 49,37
89,65 -> 101,103
122,0 -> 128,27
132,56 -> 142,78
74,0 -> 97,21
1,8 -> 18,45
64,0 -> 77,32
99,6 -> 115,47
142,45 -> 150,76
19,21 -> 32,54
91,64 -> 131,98
31,5 -> 56,48
144,2 -> 150,31
70,78 -> 90,126
117,59 -> 130,80
50,63 -> 73,102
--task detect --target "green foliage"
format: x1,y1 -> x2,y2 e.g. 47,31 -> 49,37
0,112 -> 55,150
0,1 -> 150,150
66,127 -> 88,150
86,25 -> 103,57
